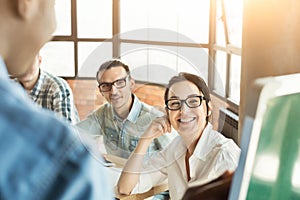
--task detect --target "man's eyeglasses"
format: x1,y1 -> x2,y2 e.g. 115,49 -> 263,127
165,95 -> 206,111
98,75 -> 129,92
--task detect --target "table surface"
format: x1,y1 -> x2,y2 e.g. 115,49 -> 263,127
114,184 -> 168,200
105,154 -> 169,200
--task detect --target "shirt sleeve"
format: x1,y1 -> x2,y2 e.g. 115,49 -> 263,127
44,127 -> 113,200
51,80 -> 80,124
212,140 -> 241,178
131,148 -> 169,194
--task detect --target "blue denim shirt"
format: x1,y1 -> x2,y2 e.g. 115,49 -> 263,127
0,57 -> 112,200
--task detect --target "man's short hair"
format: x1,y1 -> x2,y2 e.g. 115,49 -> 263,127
96,59 -> 131,82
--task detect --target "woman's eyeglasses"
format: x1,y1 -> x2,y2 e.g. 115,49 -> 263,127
98,75 -> 129,92
165,95 -> 206,111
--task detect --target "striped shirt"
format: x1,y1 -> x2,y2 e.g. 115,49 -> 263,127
25,69 -> 79,124
76,95 -> 176,158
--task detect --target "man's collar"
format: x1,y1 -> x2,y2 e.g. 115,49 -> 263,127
126,94 -> 142,123
0,56 -> 9,79
29,68 -> 44,99
112,94 -> 142,123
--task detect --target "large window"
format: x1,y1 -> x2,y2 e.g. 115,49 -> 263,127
41,0 -> 112,78
42,0 -> 243,105
119,0 -> 210,84
212,0 -> 243,104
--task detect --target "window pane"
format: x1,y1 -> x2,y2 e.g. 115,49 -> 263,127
120,43 -> 148,80
213,51 -> 227,96
120,43 -> 177,84
177,0 -> 210,43
177,47 -> 208,82
77,0 -> 112,38
40,42 -> 74,77
147,46 -> 177,84
121,43 -> 208,84
53,0 -> 71,36
224,0 -> 243,47
78,42 -> 112,77
216,0 -> 226,46
147,0 -> 177,42
120,0 -> 209,43
120,0 -> 148,40
229,55 -> 241,104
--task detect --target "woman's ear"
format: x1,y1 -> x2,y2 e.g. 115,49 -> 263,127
129,77 -> 135,90
207,101 -> 213,114
165,107 -> 168,115
206,101 -> 213,122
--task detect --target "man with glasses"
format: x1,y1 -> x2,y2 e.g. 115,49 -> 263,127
76,59 -> 175,159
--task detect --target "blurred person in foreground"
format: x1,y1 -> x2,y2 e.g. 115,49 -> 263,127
16,53 -> 79,124
117,72 -> 240,200
0,0 -> 112,199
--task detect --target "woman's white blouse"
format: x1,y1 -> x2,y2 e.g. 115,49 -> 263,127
132,123 -> 241,200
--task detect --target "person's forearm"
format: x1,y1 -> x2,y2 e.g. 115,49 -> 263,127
117,138 -> 152,195
118,116 -> 171,194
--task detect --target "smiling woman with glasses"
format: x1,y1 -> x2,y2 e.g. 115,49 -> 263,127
118,72 -> 241,200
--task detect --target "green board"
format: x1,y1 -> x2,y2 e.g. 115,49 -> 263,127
246,93 -> 300,200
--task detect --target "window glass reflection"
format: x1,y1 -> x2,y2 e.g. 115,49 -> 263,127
78,42 -> 112,77
53,0 -> 71,36
224,0 -> 243,47
214,51 -> 227,96
229,55 -> 241,103
40,42 -> 74,77
77,0 -> 112,38
120,0 -> 209,43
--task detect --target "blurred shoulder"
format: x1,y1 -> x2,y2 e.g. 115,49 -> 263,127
42,70 -> 71,90
139,101 -> 165,117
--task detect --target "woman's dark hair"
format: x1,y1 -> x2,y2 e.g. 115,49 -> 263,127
164,72 -> 212,121
164,72 -> 211,102
96,59 -> 131,83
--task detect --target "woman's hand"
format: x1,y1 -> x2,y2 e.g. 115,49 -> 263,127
141,116 -> 171,141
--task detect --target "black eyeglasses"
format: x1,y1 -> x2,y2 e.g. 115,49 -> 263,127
165,95 -> 206,111
98,75 -> 129,92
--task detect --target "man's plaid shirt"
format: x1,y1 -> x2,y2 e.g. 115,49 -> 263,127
27,69 -> 79,124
